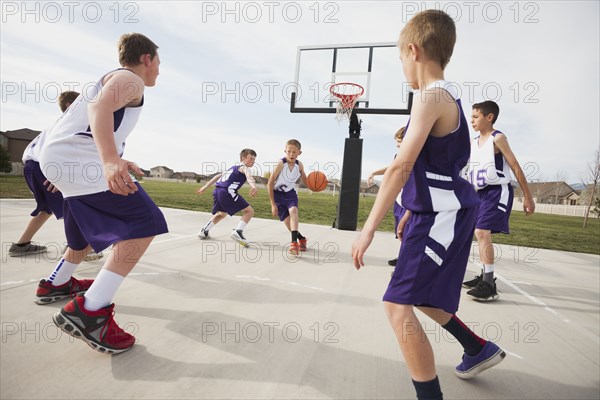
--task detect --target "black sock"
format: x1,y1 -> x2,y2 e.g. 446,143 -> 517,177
412,376 -> 443,400
297,232 -> 305,240
291,230 -> 298,242
442,315 -> 485,356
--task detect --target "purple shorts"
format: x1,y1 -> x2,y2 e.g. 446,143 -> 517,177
384,206 -> 477,314
63,183 -> 168,252
476,184 -> 513,234
274,190 -> 298,221
212,187 -> 250,216
23,160 -> 64,219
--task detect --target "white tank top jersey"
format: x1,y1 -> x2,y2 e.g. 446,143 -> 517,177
39,69 -> 144,198
466,131 -> 512,191
22,131 -> 46,162
273,157 -> 300,192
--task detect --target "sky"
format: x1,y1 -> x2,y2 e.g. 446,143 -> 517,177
1,0 -> 599,184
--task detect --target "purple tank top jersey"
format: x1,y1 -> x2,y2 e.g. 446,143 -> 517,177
401,97 -> 479,212
215,165 -> 247,192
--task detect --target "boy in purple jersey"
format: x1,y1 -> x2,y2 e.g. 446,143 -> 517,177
196,149 -> 258,247
463,101 -> 535,301
41,33 -> 168,354
367,126 -> 407,266
352,11 -> 505,399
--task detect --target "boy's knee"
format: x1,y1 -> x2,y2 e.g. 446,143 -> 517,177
474,229 -> 491,241
384,302 -> 414,324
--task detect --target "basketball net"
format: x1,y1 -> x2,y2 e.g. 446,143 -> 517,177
329,83 -> 364,122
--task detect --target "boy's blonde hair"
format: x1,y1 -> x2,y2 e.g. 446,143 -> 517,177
118,33 -> 159,67
57,91 -> 79,112
399,10 -> 456,69
286,139 -> 301,150
394,126 -> 406,141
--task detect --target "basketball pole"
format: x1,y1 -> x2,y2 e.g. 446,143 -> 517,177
335,108 -> 362,231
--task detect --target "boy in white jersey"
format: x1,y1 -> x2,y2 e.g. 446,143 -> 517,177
39,33 -> 168,354
196,148 -> 258,247
353,11 -> 505,399
367,126 -> 407,266
11,91 -> 103,262
9,91 -> 78,257
463,101 -> 535,301
267,139 -> 309,255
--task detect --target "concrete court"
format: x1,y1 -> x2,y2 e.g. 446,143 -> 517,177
1,198 -> 598,400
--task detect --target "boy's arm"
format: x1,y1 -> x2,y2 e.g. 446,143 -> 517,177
298,161 -> 308,186
267,161 -> 284,217
368,167 -> 388,186
241,165 -> 257,196
494,134 -> 535,215
89,70 -> 144,196
196,173 -> 223,194
352,89 -> 445,269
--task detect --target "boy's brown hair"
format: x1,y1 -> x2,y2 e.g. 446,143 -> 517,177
473,101 -> 500,124
394,126 -> 406,141
240,148 -> 257,159
286,139 -> 302,150
118,33 -> 159,67
58,91 -> 79,112
399,10 -> 456,69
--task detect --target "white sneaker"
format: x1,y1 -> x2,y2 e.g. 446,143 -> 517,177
198,228 -> 209,240
231,229 -> 249,247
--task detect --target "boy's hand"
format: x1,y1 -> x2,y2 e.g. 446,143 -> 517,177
43,179 -> 60,193
249,187 -> 257,197
351,230 -> 374,270
103,158 -> 140,196
524,197 -> 535,216
196,187 -> 206,195
271,204 -> 278,218
367,174 -> 375,187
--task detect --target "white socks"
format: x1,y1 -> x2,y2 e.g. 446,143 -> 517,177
203,221 -> 215,231
83,269 -> 125,311
236,221 -> 248,231
483,264 -> 495,273
48,259 -> 78,286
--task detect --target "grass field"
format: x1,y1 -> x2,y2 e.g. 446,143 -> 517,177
2,175 -> 599,255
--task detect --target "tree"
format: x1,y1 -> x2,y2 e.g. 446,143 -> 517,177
0,145 -> 12,173
592,197 -> 600,219
583,148 -> 600,228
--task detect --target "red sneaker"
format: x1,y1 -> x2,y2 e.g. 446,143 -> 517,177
298,238 -> 308,251
289,242 -> 300,255
35,277 -> 94,305
53,295 -> 135,354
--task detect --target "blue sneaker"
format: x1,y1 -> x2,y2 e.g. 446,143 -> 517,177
455,341 -> 506,379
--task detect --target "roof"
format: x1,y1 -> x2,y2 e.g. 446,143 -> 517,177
515,181 -> 576,198
1,129 -> 41,141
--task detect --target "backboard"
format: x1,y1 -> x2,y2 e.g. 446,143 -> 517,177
290,43 -> 412,115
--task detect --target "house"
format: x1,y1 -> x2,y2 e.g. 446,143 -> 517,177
360,181 -> 380,195
0,129 -> 40,162
150,166 -> 173,179
515,181 -> 578,205
171,171 -> 198,181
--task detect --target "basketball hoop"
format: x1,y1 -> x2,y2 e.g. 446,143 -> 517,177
329,82 -> 364,122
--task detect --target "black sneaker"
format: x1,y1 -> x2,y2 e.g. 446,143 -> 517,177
467,280 -> 499,301
231,229 -> 249,247
387,257 -> 398,266
198,228 -> 209,240
462,274 -> 482,289
8,242 -> 47,257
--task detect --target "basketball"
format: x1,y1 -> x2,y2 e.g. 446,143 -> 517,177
306,171 -> 328,192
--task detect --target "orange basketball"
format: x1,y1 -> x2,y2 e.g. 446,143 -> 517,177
306,171 -> 328,192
